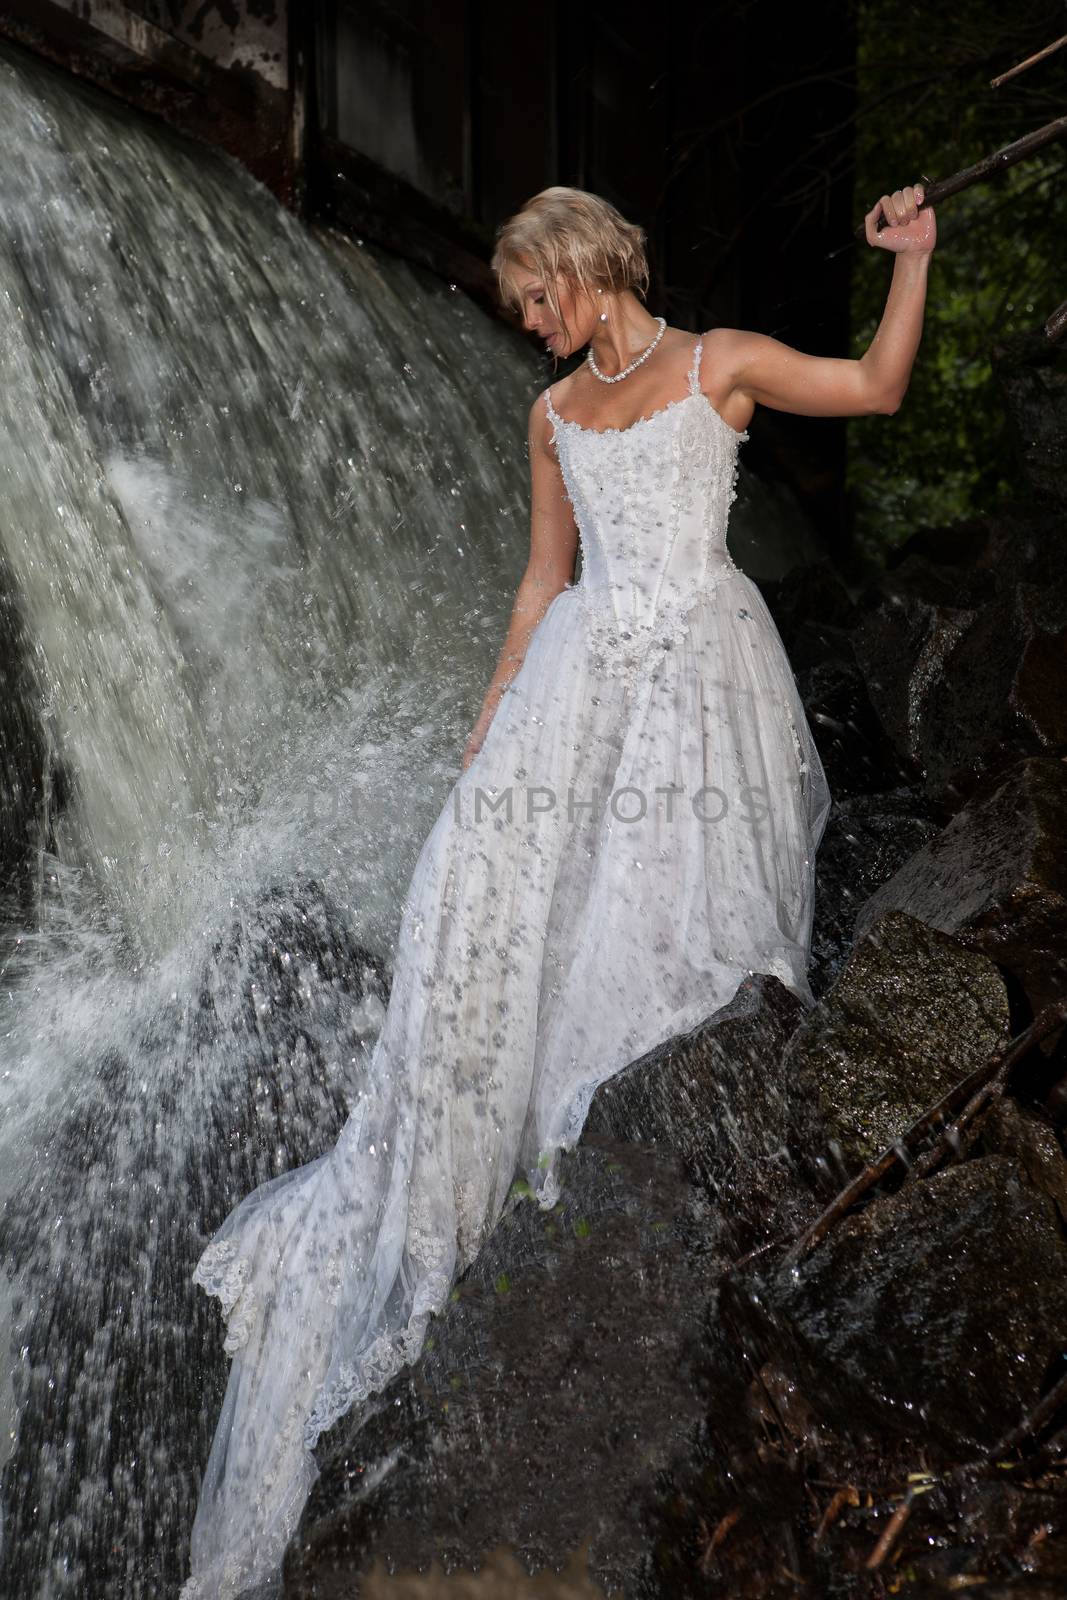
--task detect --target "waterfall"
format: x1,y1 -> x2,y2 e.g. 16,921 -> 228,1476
0,41 -> 538,1598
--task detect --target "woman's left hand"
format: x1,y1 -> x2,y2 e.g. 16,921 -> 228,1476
865,183 -> 937,253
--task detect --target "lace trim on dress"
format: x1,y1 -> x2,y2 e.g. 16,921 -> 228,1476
544,387 -> 748,445
302,1181 -> 456,1453
192,1239 -> 258,1356
191,1188 -> 458,1465
301,1269 -> 450,1452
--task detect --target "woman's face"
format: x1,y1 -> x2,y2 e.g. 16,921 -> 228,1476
508,261 -> 596,358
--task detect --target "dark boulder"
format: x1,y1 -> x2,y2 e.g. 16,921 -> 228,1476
582,973 -> 815,1259
786,907 -> 1009,1172
853,756 -> 1067,1025
805,783 -> 941,997
991,325 -> 1067,511
285,1137 -> 719,1599
849,560 -> 1067,815
738,1151 -> 1067,1455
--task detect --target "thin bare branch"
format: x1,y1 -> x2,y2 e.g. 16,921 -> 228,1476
989,1367 -> 1067,1460
1047,296 -> 1067,341
853,113 -> 1067,241
864,1496 -> 913,1569
991,33 -> 1067,89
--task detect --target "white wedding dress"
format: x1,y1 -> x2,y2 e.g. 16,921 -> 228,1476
181,335 -> 831,1597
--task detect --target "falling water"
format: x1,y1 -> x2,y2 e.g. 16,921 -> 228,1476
0,40 -> 539,1598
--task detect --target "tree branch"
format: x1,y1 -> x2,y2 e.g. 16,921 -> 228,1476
990,33 -> 1067,89
852,112 -> 1067,241
1047,297 -> 1067,342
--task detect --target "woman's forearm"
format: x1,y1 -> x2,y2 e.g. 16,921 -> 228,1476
860,250 -> 931,411
478,573 -> 567,720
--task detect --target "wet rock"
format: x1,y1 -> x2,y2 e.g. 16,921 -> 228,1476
286,1139 -> 719,1600
757,558 -> 860,666
976,1094 -> 1067,1229
891,497 -> 1065,597
806,784 -> 941,995
853,757 -> 1067,1023
580,973 -> 816,1260
923,581 -> 1067,807
793,650 -> 914,804
743,1152 -> 1067,1454
785,908 -> 1009,1174
850,573 -> 984,798
0,550 -> 45,932
848,535 -> 1067,814
991,325 -> 1067,510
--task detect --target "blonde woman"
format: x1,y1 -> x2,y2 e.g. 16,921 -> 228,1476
182,182 -> 935,1597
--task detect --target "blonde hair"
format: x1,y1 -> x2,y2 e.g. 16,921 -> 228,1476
491,186 -> 650,333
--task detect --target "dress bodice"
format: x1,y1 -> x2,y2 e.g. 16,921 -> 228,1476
545,336 -> 749,691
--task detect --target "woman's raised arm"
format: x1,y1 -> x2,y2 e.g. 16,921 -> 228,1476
711,182 -> 937,425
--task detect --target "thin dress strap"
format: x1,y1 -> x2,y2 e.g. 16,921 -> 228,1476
687,335 -> 704,396
544,385 -> 562,424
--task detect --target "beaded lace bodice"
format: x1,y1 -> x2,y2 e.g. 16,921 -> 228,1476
545,336 -> 749,689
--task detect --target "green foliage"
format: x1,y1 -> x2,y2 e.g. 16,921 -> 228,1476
849,1 -> 1067,559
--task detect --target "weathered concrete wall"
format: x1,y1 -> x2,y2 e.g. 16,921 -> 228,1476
0,1 -> 496,305
0,0 -> 295,199
126,0 -> 288,90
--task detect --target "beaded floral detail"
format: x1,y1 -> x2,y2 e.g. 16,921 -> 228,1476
545,338 -> 749,697
573,568 -> 740,692
788,716 -> 810,776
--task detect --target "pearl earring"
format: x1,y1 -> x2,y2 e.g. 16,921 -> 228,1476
597,289 -> 608,323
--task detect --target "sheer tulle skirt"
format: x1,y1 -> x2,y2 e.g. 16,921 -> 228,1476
181,573 -> 830,1598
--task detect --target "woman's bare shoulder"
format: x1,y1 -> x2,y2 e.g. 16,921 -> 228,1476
530,371 -> 582,438
540,367 -> 583,407
701,325 -> 756,356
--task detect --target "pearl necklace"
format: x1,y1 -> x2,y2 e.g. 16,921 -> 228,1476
586,316 -> 667,383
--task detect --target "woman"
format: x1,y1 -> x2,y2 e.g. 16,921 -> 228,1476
181,182 -> 935,1597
